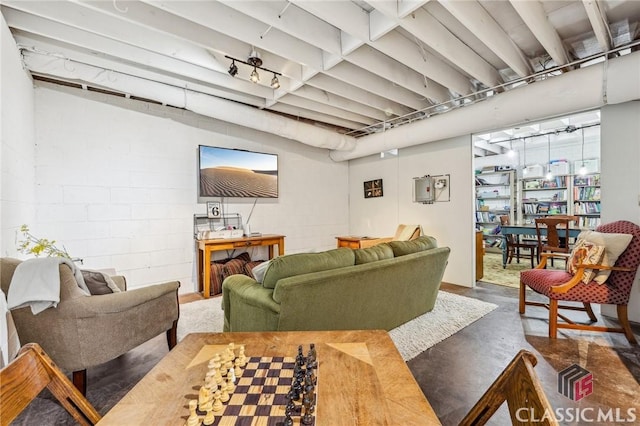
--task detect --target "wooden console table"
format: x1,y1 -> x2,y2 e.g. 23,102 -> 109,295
335,236 -> 379,249
97,330 -> 440,425
196,234 -> 285,298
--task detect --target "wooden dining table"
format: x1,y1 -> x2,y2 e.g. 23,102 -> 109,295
500,224 -> 584,267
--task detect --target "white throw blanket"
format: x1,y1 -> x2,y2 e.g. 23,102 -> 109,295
0,289 -> 21,368
7,257 -> 88,315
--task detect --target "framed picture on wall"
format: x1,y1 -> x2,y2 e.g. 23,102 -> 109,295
364,179 -> 383,198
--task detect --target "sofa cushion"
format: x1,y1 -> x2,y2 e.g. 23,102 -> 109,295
389,236 -> 438,257
354,243 -> 394,264
262,248 -> 355,289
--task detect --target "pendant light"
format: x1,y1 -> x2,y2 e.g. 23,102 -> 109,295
545,134 -> 553,180
522,138 -> 528,175
579,127 -> 587,175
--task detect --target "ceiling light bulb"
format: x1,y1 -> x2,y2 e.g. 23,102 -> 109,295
270,74 -> 280,89
250,67 -> 260,83
579,163 -> 588,175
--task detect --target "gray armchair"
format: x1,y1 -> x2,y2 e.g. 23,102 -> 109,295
0,257 -> 179,395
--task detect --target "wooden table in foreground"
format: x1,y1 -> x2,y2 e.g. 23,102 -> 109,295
97,330 -> 440,425
196,234 -> 285,298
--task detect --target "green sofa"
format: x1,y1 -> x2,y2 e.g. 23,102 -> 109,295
222,236 -> 450,332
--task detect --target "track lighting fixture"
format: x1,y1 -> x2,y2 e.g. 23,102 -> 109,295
225,54 -> 281,88
228,60 -> 238,77
270,73 -> 280,89
250,67 -> 260,83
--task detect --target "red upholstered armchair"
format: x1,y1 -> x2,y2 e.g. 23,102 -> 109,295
519,220 -> 640,344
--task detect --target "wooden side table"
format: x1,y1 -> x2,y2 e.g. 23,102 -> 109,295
196,234 -> 285,298
335,236 -> 379,249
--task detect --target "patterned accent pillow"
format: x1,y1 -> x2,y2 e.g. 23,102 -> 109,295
566,240 -> 605,284
576,231 -> 633,284
210,252 -> 252,296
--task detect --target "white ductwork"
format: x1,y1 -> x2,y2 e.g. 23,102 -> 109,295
330,50 -> 640,162
21,50 -> 357,151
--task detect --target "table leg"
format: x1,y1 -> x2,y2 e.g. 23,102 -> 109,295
268,245 -> 274,259
501,236 -> 508,268
203,248 -> 211,299
278,239 -> 284,256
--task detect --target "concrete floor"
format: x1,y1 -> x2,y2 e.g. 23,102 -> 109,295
13,281 -> 640,425
415,282 -> 640,425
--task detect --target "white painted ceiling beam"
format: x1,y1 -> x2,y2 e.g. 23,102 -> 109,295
291,85 -> 390,121
439,0 -> 533,78
143,0 -> 323,70
75,0 -> 302,81
266,103 -> 366,131
372,27 -> 472,95
13,31 -> 267,108
390,7 -> 502,90
582,0 -> 611,53
509,0 -> 570,66
219,1 -> 341,55
277,94 -> 376,126
2,7 -> 276,99
4,0 -> 223,72
369,1 -> 471,94
294,0 -> 462,98
305,74 -> 413,117
345,45 -> 449,103
473,140 -> 505,155
323,62 -> 429,111
292,0 -> 369,42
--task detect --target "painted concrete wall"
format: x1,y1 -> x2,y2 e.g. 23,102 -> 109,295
600,102 -> 640,323
348,135 -> 475,287
0,15 -> 36,257
31,84 -> 349,291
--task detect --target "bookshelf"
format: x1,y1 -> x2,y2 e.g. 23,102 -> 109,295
475,169 -> 515,250
572,173 -> 601,228
518,173 -> 601,227
519,175 -> 569,224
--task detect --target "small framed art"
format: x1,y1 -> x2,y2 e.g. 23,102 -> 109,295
364,179 -> 383,198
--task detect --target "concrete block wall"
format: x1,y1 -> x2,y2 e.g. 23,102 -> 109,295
1,14 -> 36,257
32,84 -> 349,292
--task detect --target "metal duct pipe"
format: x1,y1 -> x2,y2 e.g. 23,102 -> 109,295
330,50 -> 640,162
21,50 -> 357,152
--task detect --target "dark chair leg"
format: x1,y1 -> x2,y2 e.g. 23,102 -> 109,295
617,305 -> 638,345
167,319 -> 178,349
72,370 -> 87,396
583,303 -> 597,322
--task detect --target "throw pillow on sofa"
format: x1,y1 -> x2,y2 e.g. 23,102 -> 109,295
262,248 -> 355,289
81,270 -> 121,295
389,235 -> 438,257
246,260 -> 270,283
354,243 -> 394,264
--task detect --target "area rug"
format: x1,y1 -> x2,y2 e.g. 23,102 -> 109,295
177,291 -> 498,361
482,252 -> 529,288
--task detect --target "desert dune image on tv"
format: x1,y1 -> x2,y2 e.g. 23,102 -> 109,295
199,146 -> 278,198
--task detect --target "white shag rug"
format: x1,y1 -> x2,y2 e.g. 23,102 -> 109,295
177,291 -> 497,361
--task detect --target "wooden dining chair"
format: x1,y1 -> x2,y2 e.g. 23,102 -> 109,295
0,343 -> 101,426
459,349 -> 558,425
500,215 -> 538,268
535,215 -> 578,267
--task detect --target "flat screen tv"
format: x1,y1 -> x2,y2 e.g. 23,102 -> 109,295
198,145 -> 278,200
